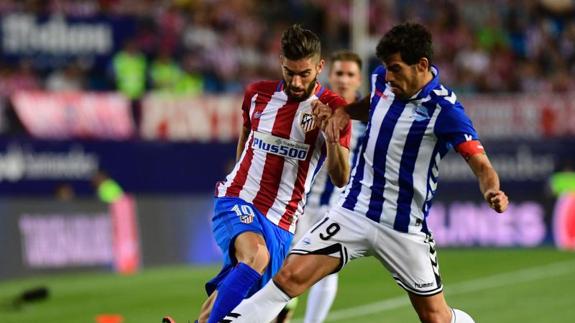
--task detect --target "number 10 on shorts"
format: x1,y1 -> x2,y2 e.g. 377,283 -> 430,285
232,204 -> 255,224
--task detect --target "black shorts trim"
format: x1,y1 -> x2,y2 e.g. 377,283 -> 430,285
289,243 -> 347,274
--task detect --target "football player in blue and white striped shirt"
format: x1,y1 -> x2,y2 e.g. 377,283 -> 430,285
224,22 -> 508,323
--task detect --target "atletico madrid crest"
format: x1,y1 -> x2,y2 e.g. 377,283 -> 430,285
300,113 -> 316,132
240,214 -> 254,224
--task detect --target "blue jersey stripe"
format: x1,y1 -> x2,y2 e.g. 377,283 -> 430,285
393,104 -> 436,232
365,100 -> 406,222
342,122 -> 371,210
342,74 -> 385,211
319,179 -> 335,205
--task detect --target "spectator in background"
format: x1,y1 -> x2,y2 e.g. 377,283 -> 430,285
150,50 -> 184,92
550,161 -> 575,197
54,183 -> 76,201
150,49 -> 204,95
112,40 -> 147,100
92,170 -> 125,204
45,62 -> 85,92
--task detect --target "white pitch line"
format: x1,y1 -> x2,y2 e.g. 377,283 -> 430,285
291,259 -> 575,322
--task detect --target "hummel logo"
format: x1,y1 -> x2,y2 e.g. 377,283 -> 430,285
414,281 -> 434,288
254,111 -> 263,119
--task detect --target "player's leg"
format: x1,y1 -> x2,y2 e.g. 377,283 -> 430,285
304,273 -> 338,323
408,291 -> 451,323
371,225 -> 474,323
203,231 -> 268,323
223,208 -> 371,322
223,253 -> 341,323
408,292 -> 474,323
198,291 -> 217,322
201,197 -> 279,323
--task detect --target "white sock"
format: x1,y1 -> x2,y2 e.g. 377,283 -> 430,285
304,273 -> 338,323
223,280 -> 291,323
451,308 -> 475,323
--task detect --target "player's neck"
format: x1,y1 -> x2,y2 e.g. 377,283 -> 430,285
417,70 -> 434,93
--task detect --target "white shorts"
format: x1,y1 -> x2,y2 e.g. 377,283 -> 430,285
290,205 -> 443,296
293,205 -> 330,244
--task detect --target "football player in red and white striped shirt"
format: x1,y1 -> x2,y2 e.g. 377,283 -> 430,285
195,25 -> 352,323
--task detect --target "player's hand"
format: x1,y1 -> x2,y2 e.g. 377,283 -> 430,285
331,107 -> 351,132
312,100 -> 333,130
484,189 -> 508,213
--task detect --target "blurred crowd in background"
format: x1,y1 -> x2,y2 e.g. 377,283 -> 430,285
0,0 -> 574,104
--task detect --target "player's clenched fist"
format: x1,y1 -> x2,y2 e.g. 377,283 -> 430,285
484,189 -> 509,213
311,100 -> 332,130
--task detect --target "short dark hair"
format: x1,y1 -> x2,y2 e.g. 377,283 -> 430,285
376,22 -> 433,65
329,50 -> 362,70
281,24 -> 321,60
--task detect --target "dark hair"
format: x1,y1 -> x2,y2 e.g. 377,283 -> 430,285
281,24 -> 321,60
329,50 -> 362,70
376,22 -> 433,65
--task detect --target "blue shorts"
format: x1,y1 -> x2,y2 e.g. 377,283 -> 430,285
205,197 -> 293,297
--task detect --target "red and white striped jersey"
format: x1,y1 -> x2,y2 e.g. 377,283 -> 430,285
216,80 -> 351,233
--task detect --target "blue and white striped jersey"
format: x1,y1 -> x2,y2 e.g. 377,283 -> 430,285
340,65 -> 479,234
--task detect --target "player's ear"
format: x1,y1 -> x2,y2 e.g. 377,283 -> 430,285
316,58 -> 325,73
417,57 -> 429,72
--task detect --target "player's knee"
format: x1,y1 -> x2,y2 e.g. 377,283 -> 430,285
236,244 -> 270,273
274,265 -> 311,297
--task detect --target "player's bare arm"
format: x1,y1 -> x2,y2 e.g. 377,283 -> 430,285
311,100 -> 351,187
466,153 -> 509,213
325,139 -> 350,187
236,125 -> 251,161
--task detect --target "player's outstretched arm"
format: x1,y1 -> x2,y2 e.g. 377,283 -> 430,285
466,153 -> 509,213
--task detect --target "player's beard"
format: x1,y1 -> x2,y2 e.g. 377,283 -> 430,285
286,78 -> 317,101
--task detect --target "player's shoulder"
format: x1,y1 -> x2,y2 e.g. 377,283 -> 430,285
318,86 -> 346,109
372,65 -> 387,76
429,83 -> 460,109
245,80 -> 281,96
370,65 -> 387,91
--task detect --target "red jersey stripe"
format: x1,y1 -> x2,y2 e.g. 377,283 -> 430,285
280,128 -> 320,230
252,98 -> 300,216
225,85 -> 276,196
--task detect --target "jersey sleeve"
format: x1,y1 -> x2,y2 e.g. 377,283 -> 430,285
434,101 -> 480,149
320,91 -> 352,149
370,65 -> 387,91
241,83 -> 257,128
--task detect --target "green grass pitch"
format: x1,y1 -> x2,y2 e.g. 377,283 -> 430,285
1,248 -> 574,323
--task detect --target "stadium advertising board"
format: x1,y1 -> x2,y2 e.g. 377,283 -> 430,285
464,93 -> 575,139
0,196 -> 217,281
0,13 -> 136,69
140,93 -> 575,141
140,93 -> 243,142
0,138 -> 235,195
432,138 -> 574,247
12,92 -> 135,140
